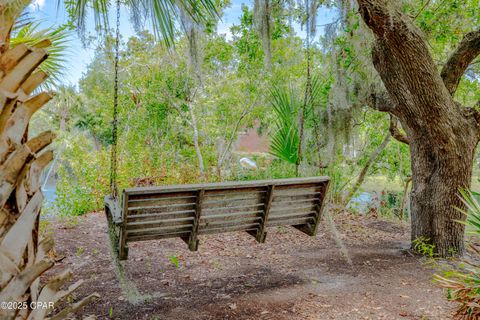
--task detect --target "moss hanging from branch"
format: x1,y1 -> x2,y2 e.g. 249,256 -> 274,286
254,0 -> 272,71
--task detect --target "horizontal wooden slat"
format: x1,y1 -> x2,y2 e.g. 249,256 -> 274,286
204,189 -> 266,200
127,231 -> 191,242
127,191 -> 196,201
126,225 -> 192,235
202,196 -> 265,207
269,204 -> 316,214
124,177 -> 329,196
202,203 -> 264,212
126,210 -> 194,222
198,223 -> 259,235
200,211 -> 262,222
271,194 -> 320,203
267,216 -> 315,227
272,187 -> 322,197
200,216 -> 261,227
270,199 -> 318,209
128,197 -> 196,208
128,202 -> 196,211
128,205 -> 196,216
128,194 -> 196,203
126,217 -> 194,230
268,211 -> 316,220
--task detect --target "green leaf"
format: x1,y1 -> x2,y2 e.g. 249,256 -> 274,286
169,255 -> 180,268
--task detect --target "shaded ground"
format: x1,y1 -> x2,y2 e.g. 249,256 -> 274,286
47,211 -> 454,319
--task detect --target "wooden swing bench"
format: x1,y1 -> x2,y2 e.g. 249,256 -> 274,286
104,176 -> 330,260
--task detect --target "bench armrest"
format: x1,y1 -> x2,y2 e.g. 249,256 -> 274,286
104,195 -> 123,225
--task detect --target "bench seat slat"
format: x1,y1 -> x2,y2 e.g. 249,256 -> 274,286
271,197 -> 320,205
127,217 -> 194,230
267,216 -> 315,227
202,203 -> 264,213
269,204 -> 316,214
128,203 -> 196,212
128,191 -> 196,201
127,231 -> 191,242
200,216 -> 261,227
200,211 -> 262,221
126,210 -> 194,222
198,223 -> 260,235
268,211 -> 316,220
127,225 -> 193,236
202,195 -> 265,206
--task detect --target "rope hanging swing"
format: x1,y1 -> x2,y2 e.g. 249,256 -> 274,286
104,1 -> 330,261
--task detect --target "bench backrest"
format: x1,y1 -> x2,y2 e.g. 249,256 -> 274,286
117,176 -> 330,258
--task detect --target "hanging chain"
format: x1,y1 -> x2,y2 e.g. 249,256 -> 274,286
304,0 -> 312,102
110,0 -> 121,198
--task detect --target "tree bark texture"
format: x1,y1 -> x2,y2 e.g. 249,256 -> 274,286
357,0 -> 480,256
0,6 -> 98,318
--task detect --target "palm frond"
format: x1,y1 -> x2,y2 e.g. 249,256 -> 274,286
270,124 -> 299,164
65,0 -> 219,47
435,189 -> 480,319
269,85 -> 300,165
458,188 -> 480,237
11,21 -> 72,86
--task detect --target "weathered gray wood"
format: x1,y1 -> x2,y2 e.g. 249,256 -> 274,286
104,195 -> 122,224
248,185 -> 274,243
203,195 -> 265,206
128,231 -> 191,242
124,177 -> 329,195
127,191 -> 196,201
268,211 -> 316,220
270,196 -> 320,205
199,223 -> 260,235
204,188 -> 267,197
202,205 -> 265,216
269,204 -> 316,214
186,189 -> 204,251
309,181 -> 330,235
126,210 -> 194,222
128,203 -> 196,213
202,199 -> 264,210
107,176 -> 330,260
118,192 -> 129,260
200,211 -> 263,222
128,194 -> 196,202
127,225 -> 193,236
200,216 -> 261,227
127,196 -> 196,208
126,217 -> 194,230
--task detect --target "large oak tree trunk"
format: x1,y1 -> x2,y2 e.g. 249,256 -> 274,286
356,0 -> 480,256
409,121 -> 477,256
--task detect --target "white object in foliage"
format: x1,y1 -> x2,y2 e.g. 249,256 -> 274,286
239,157 -> 258,170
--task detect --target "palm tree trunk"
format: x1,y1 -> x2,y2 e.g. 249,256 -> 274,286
0,7 -> 97,319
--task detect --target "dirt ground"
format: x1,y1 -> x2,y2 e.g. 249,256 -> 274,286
47,210 -> 454,319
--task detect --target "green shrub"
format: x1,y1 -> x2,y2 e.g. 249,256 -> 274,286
435,189 -> 480,319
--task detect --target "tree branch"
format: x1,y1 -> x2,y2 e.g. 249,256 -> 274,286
441,29 -> 480,95
389,115 -> 409,144
343,131 -> 391,205
366,90 -> 394,112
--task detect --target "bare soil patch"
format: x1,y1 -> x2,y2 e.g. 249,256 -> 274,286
48,211 -> 454,319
